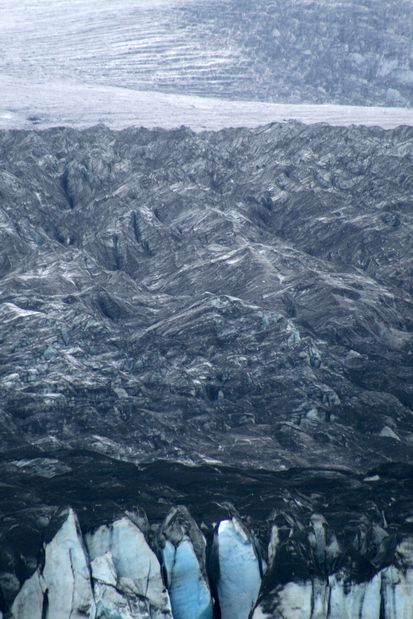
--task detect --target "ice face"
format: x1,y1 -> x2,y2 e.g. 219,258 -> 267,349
381,566 -> 413,619
43,509 -> 94,618
10,571 -> 44,619
163,539 -> 213,619
8,505 -> 413,619
85,516 -> 172,619
10,509 -> 95,619
328,573 -> 382,619
274,581 -> 313,619
253,569 -> 412,619
159,506 -> 213,619
214,518 -> 262,619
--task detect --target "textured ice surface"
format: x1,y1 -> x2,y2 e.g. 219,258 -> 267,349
253,570 -> 412,619
1,124 -> 412,471
1,0 -> 412,106
215,518 -> 262,619
85,517 -> 172,618
159,506 -> 213,619
10,571 -> 44,619
11,509 -> 95,619
163,540 -> 213,619
42,510 -> 94,618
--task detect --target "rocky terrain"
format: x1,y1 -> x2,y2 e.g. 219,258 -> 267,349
1,0 -> 412,107
1,122 -> 413,617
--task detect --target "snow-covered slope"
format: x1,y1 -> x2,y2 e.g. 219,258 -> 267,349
1,74 -> 413,131
1,0 -> 412,131
1,0 -> 412,107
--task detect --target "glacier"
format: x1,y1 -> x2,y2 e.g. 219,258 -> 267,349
1,0 -> 412,107
159,507 -> 213,619
11,509 -> 95,619
85,516 -> 172,619
162,540 -> 212,619
9,505 -> 413,619
1,0 -> 412,132
1,114 -> 412,619
1,74 -> 413,132
1,123 -> 413,618
1,3 -> 412,619
210,517 -> 263,619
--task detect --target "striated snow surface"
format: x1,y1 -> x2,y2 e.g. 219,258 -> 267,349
1,0 -> 413,130
0,0 -> 412,107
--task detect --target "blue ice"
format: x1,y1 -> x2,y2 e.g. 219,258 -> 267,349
163,539 -> 213,619
216,518 -> 262,619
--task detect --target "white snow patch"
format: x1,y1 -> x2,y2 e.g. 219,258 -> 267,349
0,74 -> 412,132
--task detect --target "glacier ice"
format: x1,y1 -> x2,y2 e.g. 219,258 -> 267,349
11,511 -> 171,619
8,506 -> 413,619
252,568 -> 413,619
159,507 -> 213,619
328,572 -> 382,619
162,540 -> 212,619
381,536 -> 413,619
211,516 -> 262,619
11,508 -> 95,619
41,508 -> 94,619
252,523 -> 413,619
85,516 -> 172,619
10,571 -> 44,619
